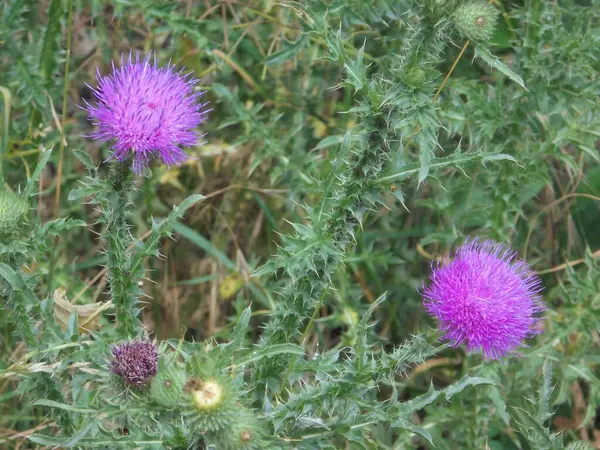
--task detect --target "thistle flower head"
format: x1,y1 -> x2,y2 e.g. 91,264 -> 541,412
111,340 -> 158,386
423,238 -> 544,359
85,52 -> 208,173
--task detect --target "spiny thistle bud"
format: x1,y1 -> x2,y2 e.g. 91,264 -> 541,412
404,65 -> 426,90
150,357 -> 187,408
453,1 -> 498,42
566,443 -> 595,450
206,407 -> 265,450
111,340 -> 158,386
183,375 -> 237,432
0,189 -> 29,238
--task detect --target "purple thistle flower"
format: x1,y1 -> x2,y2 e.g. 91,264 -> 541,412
423,238 -> 544,359
85,52 -> 208,174
111,340 -> 158,386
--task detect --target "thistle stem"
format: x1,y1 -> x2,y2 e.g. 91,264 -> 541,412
105,162 -> 141,337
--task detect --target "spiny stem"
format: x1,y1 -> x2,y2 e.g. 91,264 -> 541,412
301,287 -> 330,347
105,162 -> 141,337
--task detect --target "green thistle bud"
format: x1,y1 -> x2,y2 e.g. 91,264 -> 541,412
404,65 -> 426,90
150,358 -> 187,408
205,407 -> 265,450
0,189 -> 29,238
453,1 -> 498,42
566,443 -> 595,450
183,375 -> 237,432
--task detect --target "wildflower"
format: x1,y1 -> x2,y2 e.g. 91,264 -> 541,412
111,340 -> 158,386
86,53 -> 208,174
423,238 -> 543,359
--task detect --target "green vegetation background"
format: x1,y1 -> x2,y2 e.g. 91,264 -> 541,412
0,0 -> 599,448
